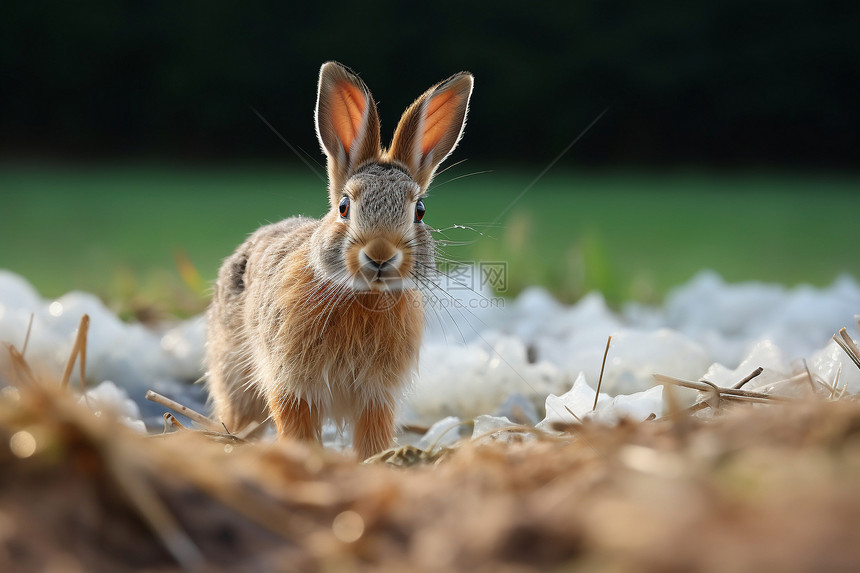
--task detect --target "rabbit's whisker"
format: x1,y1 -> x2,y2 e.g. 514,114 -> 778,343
409,271 -> 460,343
411,267 -> 490,333
410,272 -> 467,345
427,169 -> 492,191
417,266 -> 494,333
427,157 -> 469,180
414,261 -> 494,304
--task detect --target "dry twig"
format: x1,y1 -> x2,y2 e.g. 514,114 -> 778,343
733,367 -> 764,390
164,412 -> 188,431
145,390 -> 221,432
60,314 -> 90,395
21,313 -> 34,357
653,373 -> 797,403
834,328 -> 860,370
593,335 -> 612,411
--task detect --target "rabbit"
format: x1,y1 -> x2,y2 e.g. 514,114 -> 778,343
206,61 -> 473,458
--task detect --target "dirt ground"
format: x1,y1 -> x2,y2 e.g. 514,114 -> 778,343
2,354 -> 860,573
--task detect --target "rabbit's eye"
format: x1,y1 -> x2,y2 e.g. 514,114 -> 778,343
414,199 -> 425,223
339,196 -> 350,219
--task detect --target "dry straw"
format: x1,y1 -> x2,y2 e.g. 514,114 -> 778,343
2,315 -> 860,571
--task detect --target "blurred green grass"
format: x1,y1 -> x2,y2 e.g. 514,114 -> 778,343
2,165 -> 858,316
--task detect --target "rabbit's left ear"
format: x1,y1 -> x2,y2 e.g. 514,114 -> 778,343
316,62 -> 382,205
389,72 -> 473,189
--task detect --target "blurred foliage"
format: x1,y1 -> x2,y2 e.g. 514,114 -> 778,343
1,1 -> 857,167
2,166 -> 859,312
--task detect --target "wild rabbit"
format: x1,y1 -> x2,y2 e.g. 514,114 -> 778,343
206,61 -> 473,458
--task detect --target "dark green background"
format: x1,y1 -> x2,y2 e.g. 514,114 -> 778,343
2,0 -> 857,166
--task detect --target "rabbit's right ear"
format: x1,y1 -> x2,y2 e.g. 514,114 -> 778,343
389,72 -> 473,189
316,62 -> 382,206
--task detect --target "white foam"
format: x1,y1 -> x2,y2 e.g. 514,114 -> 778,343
1,270 -> 858,439
80,380 -> 146,432
537,371 -> 664,429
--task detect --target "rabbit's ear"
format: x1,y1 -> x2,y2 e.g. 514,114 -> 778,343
389,72 -> 473,189
316,62 -> 382,203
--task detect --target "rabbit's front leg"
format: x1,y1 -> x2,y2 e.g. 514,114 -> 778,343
267,390 -> 321,444
353,400 -> 395,459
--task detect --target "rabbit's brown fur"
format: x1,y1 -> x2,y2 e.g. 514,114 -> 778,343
206,62 -> 473,458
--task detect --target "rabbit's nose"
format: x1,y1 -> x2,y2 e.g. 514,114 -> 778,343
360,249 -> 402,271
361,238 -> 402,271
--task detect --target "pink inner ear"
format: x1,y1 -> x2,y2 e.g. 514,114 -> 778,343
421,90 -> 460,156
332,81 -> 366,153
